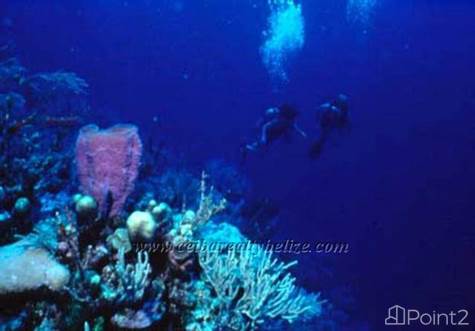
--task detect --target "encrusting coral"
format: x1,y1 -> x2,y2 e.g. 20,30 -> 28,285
0,214 -> 70,296
0,238 -> 70,294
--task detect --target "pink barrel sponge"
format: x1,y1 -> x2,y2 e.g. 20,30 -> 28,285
75,124 -> 143,217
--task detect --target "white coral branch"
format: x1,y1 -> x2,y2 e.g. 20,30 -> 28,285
198,243 -> 322,329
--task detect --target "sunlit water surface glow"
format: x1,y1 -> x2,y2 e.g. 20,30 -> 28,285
260,0 -> 305,83
346,0 -> 377,26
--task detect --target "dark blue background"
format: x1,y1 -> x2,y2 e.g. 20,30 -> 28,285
2,0 -> 474,329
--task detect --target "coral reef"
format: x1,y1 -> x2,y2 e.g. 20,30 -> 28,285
0,151 -> 324,330
0,52 -> 325,331
0,57 -> 86,242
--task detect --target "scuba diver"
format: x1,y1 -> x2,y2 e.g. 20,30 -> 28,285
241,103 -> 307,162
309,94 -> 350,159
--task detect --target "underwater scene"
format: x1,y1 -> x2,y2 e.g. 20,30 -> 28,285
0,0 -> 474,330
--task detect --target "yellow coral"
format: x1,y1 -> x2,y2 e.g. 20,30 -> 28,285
126,211 -> 157,240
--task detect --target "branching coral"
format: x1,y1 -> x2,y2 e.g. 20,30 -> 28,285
168,171 -> 226,243
163,172 -> 227,274
194,171 -> 227,228
102,248 -> 151,304
198,244 -> 323,330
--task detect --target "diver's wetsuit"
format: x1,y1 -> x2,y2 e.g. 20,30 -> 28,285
310,94 -> 349,159
242,104 -> 306,161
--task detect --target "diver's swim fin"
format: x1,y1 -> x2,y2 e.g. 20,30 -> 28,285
239,144 -> 249,165
309,140 -> 324,159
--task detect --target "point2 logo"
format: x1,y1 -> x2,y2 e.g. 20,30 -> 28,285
385,305 -> 470,327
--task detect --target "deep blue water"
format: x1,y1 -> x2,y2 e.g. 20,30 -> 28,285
2,0 -> 475,329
